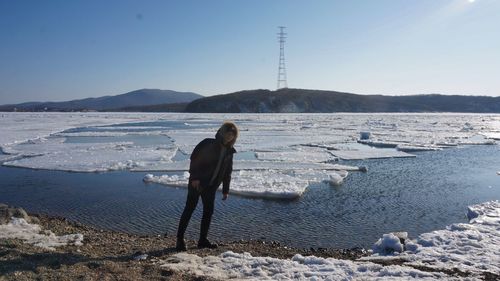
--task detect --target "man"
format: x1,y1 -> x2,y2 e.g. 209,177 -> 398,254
176,121 -> 238,251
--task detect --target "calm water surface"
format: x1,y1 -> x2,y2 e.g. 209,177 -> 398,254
0,145 -> 499,249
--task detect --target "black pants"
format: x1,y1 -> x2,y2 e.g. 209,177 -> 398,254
177,184 -> 216,242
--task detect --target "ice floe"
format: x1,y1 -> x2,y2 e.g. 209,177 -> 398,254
396,145 -> 442,152
481,132 -> 500,140
132,160 -> 362,172
255,146 -> 337,163
4,139 -> 178,172
0,112 -> 162,147
329,148 -> 415,160
144,170 -> 312,199
1,113 -> 499,174
53,130 -> 166,137
144,169 -> 352,199
0,217 -> 83,250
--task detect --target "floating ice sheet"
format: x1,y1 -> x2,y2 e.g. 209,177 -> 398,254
0,112 -> 163,147
53,130 -> 166,137
329,149 -> 415,160
255,146 -> 337,163
2,113 -> 500,173
132,159 -> 362,172
0,217 -> 83,250
144,169 -> 350,199
4,140 -> 178,172
396,145 -> 442,152
0,154 -> 21,163
455,134 -> 496,145
481,132 -> 500,140
311,142 -> 415,160
144,170 -> 312,200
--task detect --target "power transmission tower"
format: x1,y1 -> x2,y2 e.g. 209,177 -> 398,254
277,26 -> 288,89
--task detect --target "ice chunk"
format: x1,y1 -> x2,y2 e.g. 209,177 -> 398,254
133,254 -> 149,261
323,172 -> 346,186
372,233 -> 405,255
143,172 -> 189,187
0,217 -> 83,250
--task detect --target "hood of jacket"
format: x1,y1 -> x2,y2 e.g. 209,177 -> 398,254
215,121 -> 239,148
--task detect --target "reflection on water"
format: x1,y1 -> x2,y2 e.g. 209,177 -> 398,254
0,145 -> 499,249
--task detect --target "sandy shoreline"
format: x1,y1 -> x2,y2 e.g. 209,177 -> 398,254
0,212 -> 367,281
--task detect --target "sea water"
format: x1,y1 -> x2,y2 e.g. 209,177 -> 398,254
0,145 -> 498,249
0,113 -> 499,248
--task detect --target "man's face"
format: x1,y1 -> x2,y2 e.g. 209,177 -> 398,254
223,131 -> 235,145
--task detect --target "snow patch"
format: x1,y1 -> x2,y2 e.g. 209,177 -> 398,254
0,217 -> 83,250
160,251 -> 451,280
366,201 -> 500,276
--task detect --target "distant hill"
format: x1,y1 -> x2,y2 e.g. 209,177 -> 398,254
0,89 -> 203,112
106,102 -> 190,112
185,88 -> 500,113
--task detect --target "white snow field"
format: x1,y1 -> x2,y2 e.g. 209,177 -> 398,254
0,217 -> 83,251
1,113 -> 499,199
160,201 -> 499,280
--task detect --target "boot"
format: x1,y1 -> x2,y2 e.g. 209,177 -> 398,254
176,238 -> 187,252
197,239 -> 218,249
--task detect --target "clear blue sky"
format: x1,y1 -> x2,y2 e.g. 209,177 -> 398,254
1,0 -> 499,104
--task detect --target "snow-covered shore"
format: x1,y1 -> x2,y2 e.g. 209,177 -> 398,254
160,201 -> 500,280
0,201 -> 499,280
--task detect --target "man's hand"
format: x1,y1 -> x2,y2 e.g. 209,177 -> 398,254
191,180 -> 200,191
222,193 -> 228,201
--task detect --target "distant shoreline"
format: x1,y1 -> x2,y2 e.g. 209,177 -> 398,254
2,88 -> 500,113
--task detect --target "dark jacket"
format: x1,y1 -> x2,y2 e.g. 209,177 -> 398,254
188,132 -> 236,194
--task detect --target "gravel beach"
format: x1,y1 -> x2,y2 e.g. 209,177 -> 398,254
0,211 -> 367,281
